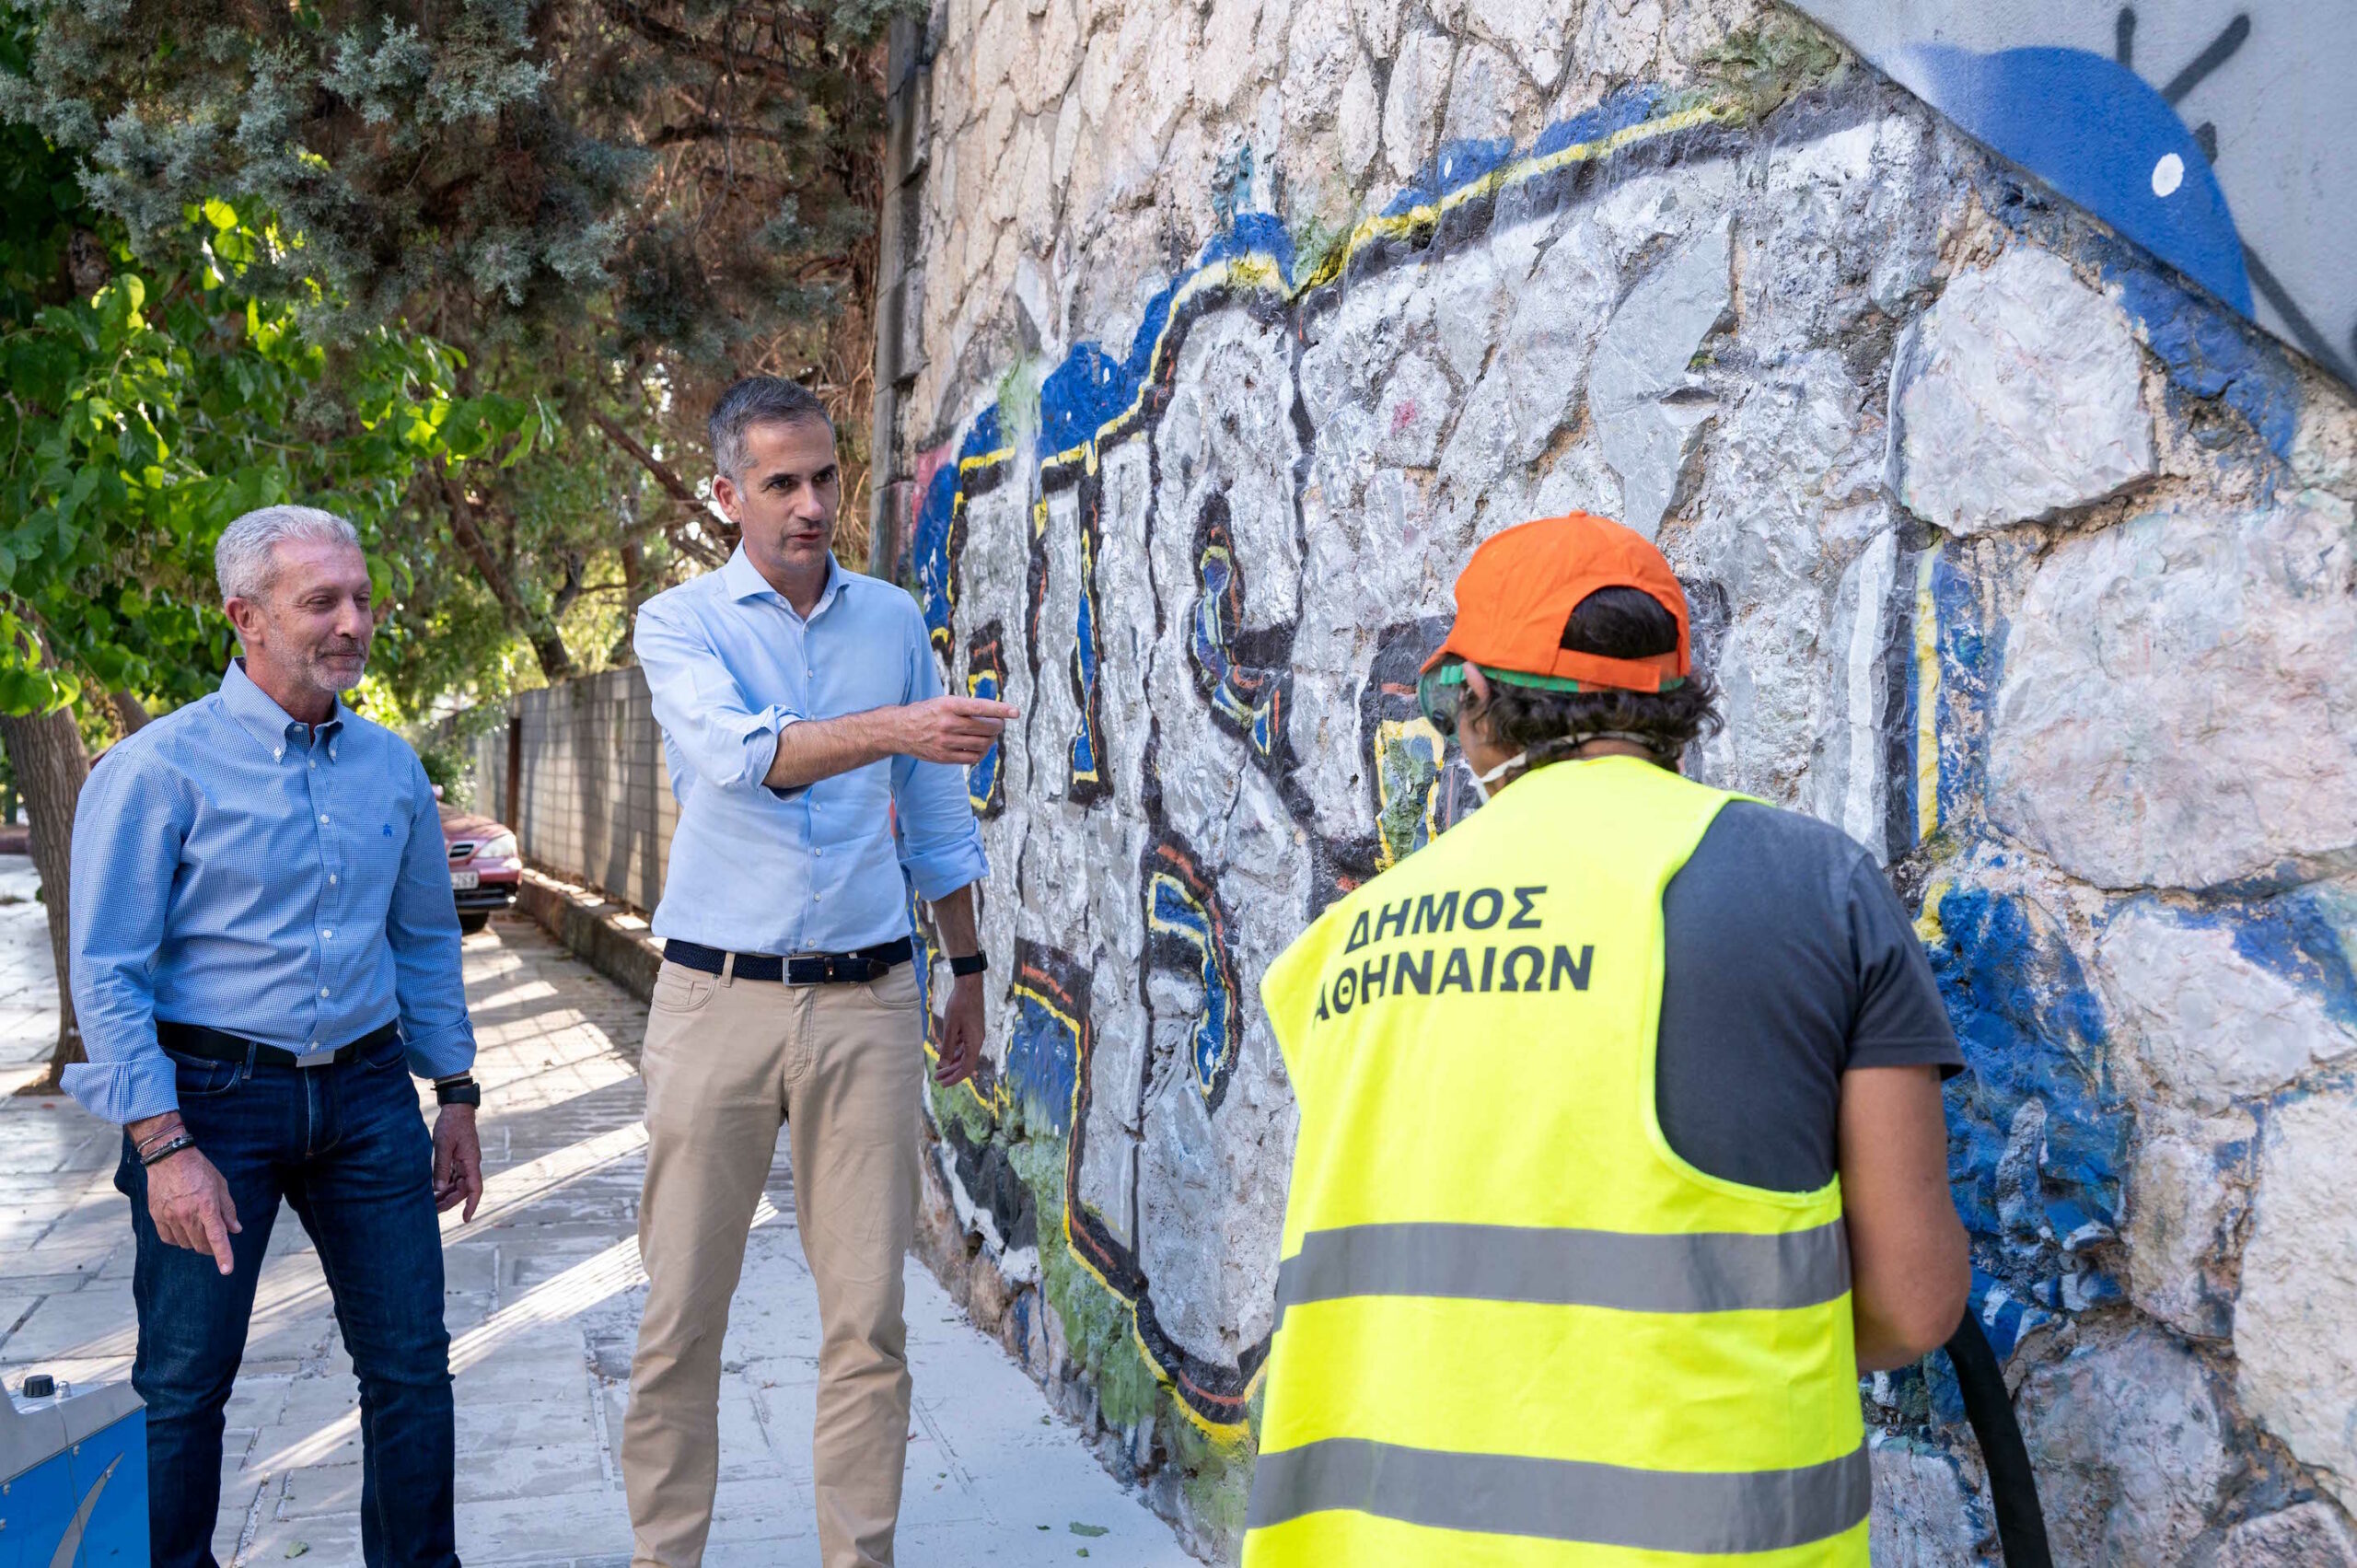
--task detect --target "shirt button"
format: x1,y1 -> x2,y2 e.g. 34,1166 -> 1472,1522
319,813 -> 331,824
273,748 -> 284,761
319,987 -> 331,998
328,874 -> 339,886
322,929 -> 334,940
308,761 -> 317,771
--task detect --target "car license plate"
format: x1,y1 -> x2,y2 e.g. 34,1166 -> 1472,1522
451,871 -> 480,890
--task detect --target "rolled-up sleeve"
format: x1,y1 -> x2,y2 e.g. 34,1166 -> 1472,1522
387,750 -> 475,1078
635,598 -> 800,793
889,603 -> 990,900
63,750 -> 187,1123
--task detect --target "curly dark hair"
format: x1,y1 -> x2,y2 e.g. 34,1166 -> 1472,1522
1469,587 -> 1722,766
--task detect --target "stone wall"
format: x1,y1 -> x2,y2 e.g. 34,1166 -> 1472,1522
473,667 -> 674,917
867,1 -> 2357,1560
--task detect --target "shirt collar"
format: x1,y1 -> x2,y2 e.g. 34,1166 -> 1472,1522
220,659 -> 346,757
722,545 -> 848,622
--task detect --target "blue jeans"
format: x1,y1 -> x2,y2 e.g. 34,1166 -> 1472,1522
115,1031 -> 458,1568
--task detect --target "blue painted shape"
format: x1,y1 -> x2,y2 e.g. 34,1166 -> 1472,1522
1192,209 -> 1297,280
2096,238 -> 2299,460
1187,541 -> 1283,761
1380,86 -> 1667,223
1968,1267 -> 2057,1361
1068,562 -> 1101,784
1004,988 -> 1079,1137
1147,869 -> 1240,1104
966,667 -> 1002,812
1904,44 -> 2250,316
2043,1195 -> 2111,1254
2227,890 -> 2357,1031
1038,343 -> 1138,459
1932,887 -> 2119,1250
1929,551 -> 1988,830
1924,1351 -> 1967,1429
1527,85 -> 1672,164
1433,136 -> 1516,192
911,460 -> 963,650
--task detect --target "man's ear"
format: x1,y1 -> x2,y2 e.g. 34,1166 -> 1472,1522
224,596 -> 261,645
1459,665 -> 1492,740
711,472 -> 743,524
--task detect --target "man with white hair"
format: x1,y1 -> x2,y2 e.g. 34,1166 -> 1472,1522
67,505 -> 483,1568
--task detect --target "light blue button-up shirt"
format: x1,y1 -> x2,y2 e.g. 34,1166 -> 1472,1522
634,548 -> 988,953
64,661 -> 476,1123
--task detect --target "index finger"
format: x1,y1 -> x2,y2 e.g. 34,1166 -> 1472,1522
201,1204 -> 236,1276
944,696 -> 1019,720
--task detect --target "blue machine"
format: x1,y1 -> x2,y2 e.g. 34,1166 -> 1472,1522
0,1377 -> 147,1568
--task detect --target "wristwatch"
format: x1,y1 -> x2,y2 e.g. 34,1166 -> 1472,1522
435,1074 -> 482,1108
948,952 -> 989,978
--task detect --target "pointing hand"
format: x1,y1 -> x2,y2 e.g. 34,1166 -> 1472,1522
899,695 -> 1019,765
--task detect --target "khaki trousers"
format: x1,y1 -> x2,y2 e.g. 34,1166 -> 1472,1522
623,958 -> 924,1568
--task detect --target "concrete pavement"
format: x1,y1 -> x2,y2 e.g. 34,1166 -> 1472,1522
0,857 -> 1189,1565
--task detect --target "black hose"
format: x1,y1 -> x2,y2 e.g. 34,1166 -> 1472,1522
1942,1310 -> 2053,1567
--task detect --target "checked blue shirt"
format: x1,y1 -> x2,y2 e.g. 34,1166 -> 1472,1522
633,548 -> 988,954
64,660 -> 476,1123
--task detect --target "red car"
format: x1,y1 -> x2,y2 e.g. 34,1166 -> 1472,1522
439,802 -> 523,934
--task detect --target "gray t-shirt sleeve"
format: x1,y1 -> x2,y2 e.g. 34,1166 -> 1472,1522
1655,801 -> 1963,1195
1843,854 -> 1967,1074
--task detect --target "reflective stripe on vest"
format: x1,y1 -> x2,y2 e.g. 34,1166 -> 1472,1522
1271,1219 -> 1852,1328
1245,758 -> 1871,1567
1248,1438 -> 1873,1555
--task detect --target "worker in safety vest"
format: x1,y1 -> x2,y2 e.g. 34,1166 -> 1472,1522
1246,513 -> 1970,1565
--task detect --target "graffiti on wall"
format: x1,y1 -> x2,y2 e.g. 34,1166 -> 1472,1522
900,82 -> 2011,1437
902,37 -> 2328,1461
1794,1 -> 2357,389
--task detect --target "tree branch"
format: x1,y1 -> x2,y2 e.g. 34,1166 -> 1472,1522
435,470 -> 578,680
589,410 -> 701,505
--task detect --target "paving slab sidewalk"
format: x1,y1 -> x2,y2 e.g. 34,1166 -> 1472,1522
0,858 -> 1188,1566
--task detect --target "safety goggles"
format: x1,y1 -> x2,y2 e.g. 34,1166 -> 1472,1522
1415,659 -> 1685,739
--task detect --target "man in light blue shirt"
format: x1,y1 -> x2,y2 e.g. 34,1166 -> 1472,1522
68,505 -> 482,1568
623,377 -> 1014,1568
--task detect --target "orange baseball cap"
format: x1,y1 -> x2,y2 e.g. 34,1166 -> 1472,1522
1421,512 -> 1690,693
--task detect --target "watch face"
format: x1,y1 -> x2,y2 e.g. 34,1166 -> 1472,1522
1793,0 -> 2357,390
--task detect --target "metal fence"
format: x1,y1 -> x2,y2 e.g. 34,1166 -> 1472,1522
472,666 -> 674,914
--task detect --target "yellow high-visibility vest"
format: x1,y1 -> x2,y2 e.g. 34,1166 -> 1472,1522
1246,755 -> 1868,1566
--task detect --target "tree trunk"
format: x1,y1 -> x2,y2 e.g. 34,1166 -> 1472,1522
610,539 -> 647,667
0,708 -> 91,1090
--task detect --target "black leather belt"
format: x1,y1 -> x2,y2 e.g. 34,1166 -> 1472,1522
664,937 -> 912,985
157,1017 -> 401,1070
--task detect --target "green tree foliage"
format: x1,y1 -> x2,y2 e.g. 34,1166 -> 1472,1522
5,0 -> 908,692
0,125 -> 474,716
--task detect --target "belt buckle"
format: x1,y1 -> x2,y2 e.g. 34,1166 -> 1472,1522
290,1045 -> 341,1070
784,951 -> 830,986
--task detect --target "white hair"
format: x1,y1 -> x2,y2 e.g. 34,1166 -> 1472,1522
215,505 -> 363,604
